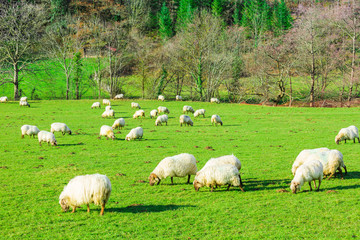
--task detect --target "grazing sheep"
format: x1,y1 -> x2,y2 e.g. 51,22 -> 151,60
0,96 -> 8,102
105,105 -> 112,111
114,94 -> 124,99
38,131 -> 57,146
21,125 -> 40,138
59,174 -> 111,215
102,109 -> 115,118
99,125 -> 115,140
20,97 -> 28,102
203,155 -> 241,171
158,95 -> 165,101
179,115 -> 193,127
335,125 -> 359,144
194,109 -> 206,118
211,115 -> 223,126
150,109 -> 158,119
131,102 -> 141,109
19,100 -> 30,107
183,105 -> 194,114
158,106 -> 170,114
91,102 -> 101,109
193,164 -> 244,192
290,159 -> 323,194
125,127 -> 143,141
103,99 -> 111,105
155,114 -> 168,126
149,153 -> 197,186
133,110 -> 145,119
176,95 -> 182,101
210,97 -> 220,103
291,148 -> 329,176
112,118 -> 125,130
51,123 -> 72,136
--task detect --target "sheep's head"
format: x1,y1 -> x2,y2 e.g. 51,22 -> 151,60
59,198 -> 69,212
193,180 -> 202,191
52,140 -> 58,146
189,121 -> 193,126
69,130 -> 72,135
125,136 -> 130,141
335,135 -> 341,145
220,121 -> 223,126
149,173 -> 160,186
290,181 -> 300,194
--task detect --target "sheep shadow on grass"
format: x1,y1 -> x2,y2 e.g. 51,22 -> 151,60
326,184 -> 360,191
340,171 -> 360,180
108,204 -> 195,213
245,178 -> 291,191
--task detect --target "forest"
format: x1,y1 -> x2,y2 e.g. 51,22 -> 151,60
0,0 -> 359,106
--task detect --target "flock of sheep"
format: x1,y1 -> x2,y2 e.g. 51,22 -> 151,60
1,93 -> 358,215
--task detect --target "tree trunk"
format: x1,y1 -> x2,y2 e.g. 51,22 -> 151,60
75,82 -> 80,99
66,74 -> 70,100
13,63 -> 19,100
310,37 -> 316,107
348,35 -> 356,104
289,76 -> 292,107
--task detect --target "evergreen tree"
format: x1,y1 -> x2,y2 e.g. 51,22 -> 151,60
176,0 -> 194,31
211,0 -> 223,17
73,51 -> 83,100
157,66 -> 167,95
232,2 -> 242,25
272,0 -> 293,35
159,2 -> 174,40
50,0 -> 69,20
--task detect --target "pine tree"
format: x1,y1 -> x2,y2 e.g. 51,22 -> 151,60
232,2 -> 242,25
159,2 -> 174,40
272,0 -> 293,35
176,0 -> 194,31
51,0 -> 69,20
211,0 -> 223,17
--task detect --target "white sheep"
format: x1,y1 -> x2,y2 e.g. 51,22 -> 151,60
157,106 -> 170,114
182,105 -> 194,114
176,95 -> 182,101
290,159 -> 323,194
211,115 -> 223,126
150,109 -> 158,119
125,127 -> 143,141
210,97 -> 220,103
105,105 -> 112,111
103,99 -> 111,105
114,94 -> 124,99
20,97 -> 28,102
193,164 -> 244,192
101,109 -> 115,118
194,109 -> 206,118
99,125 -> 115,140
59,174 -> 111,215
19,100 -> 30,107
291,148 -> 329,176
203,155 -> 241,171
133,110 -> 145,119
131,102 -> 141,109
0,96 -> 8,102
112,118 -> 125,130
335,125 -> 359,144
38,131 -> 57,146
158,95 -> 165,101
179,115 -> 193,126
21,125 -> 40,138
155,114 -> 168,126
149,153 -> 197,185
91,102 -> 101,109
51,123 -> 72,135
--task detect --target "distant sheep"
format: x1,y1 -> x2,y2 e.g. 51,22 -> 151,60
210,97 -> 220,104
51,123 -> 72,136
103,99 -> 111,105
20,97 -> 28,102
179,115 -> 193,126
158,106 -> 170,114
99,125 -> 115,140
176,95 -> 182,101
131,102 -> 141,109
19,100 -> 30,107
335,125 -> 359,144
150,109 -> 158,119
112,118 -> 125,130
105,106 -> 112,111
114,94 -> 124,99
211,115 -> 223,126
91,102 -> 101,109
21,125 -> 40,138
193,164 -> 244,192
125,127 -> 143,141
59,174 -> 111,215
38,131 -> 57,146
149,153 -> 197,185
102,109 -> 115,118
158,95 -> 165,101
183,105 -> 194,114
133,110 -> 145,119
0,96 -> 8,102
194,109 -> 206,118
203,155 -> 241,171
155,114 -> 168,126
290,159 -> 323,194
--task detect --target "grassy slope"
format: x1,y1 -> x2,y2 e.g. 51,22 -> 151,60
0,100 -> 359,239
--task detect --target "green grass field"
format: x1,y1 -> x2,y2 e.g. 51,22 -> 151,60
0,100 -> 359,239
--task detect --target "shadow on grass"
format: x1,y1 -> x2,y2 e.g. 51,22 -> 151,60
327,184 -> 360,191
245,178 -> 290,191
59,143 -> 84,146
108,204 -> 195,213
341,171 -> 360,180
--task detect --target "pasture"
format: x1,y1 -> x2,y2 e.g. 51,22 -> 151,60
0,100 -> 359,239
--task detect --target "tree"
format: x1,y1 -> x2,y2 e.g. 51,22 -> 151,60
127,0 -> 151,32
0,2 -> 46,100
272,0 -> 293,35
211,0 -> 223,17
51,0 -> 69,20
159,2 -> 174,40
176,0 -> 194,31
73,51 -> 83,99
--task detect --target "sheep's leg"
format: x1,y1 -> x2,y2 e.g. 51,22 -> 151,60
309,182 -> 313,191
354,138 -> 356,143
87,204 -> 90,213
187,175 -> 191,184
71,206 -> 76,213
313,180 -> 317,188
211,185 -> 214,192
316,179 -> 321,191
338,167 -> 344,180
344,166 -> 347,174
39,142 -> 41,146
100,204 -> 105,215
48,142 -> 50,146
62,132 -> 65,136
227,184 -> 231,191
327,172 -> 335,180
239,175 -> 245,192
358,137 -> 360,143
157,179 -> 161,185
21,135 -> 24,139
345,139 -> 347,143
171,177 -> 174,185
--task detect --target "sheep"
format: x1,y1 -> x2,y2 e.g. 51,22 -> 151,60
291,148 -> 329,176
155,114 -> 168,126
21,125 -> 40,138
131,102 -> 141,109
112,118 -> 125,130
59,173 -> 111,215
20,97 -> 28,102
102,109 -> 115,118
335,125 -> 359,144
182,105 -> 194,114
51,122 -> 72,136
133,110 -> 145,119
105,105 -> 112,111
179,115 -> 193,127
211,115 -> 223,126
176,95 -> 182,101
149,153 -> 197,186
158,95 -> 165,101
290,159 -> 323,194
91,102 -> 101,109
150,109 -> 158,119
114,94 -> 124,99
19,100 -> 30,107
125,127 -> 143,141
158,106 -> 170,114
103,99 -> 111,106
194,109 -> 206,118
0,96 -> 8,102
99,125 -> 115,140
38,131 -> 57,146
193,164 -> 244,192
203,155 -> 241,171
210,97 -> 220,104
